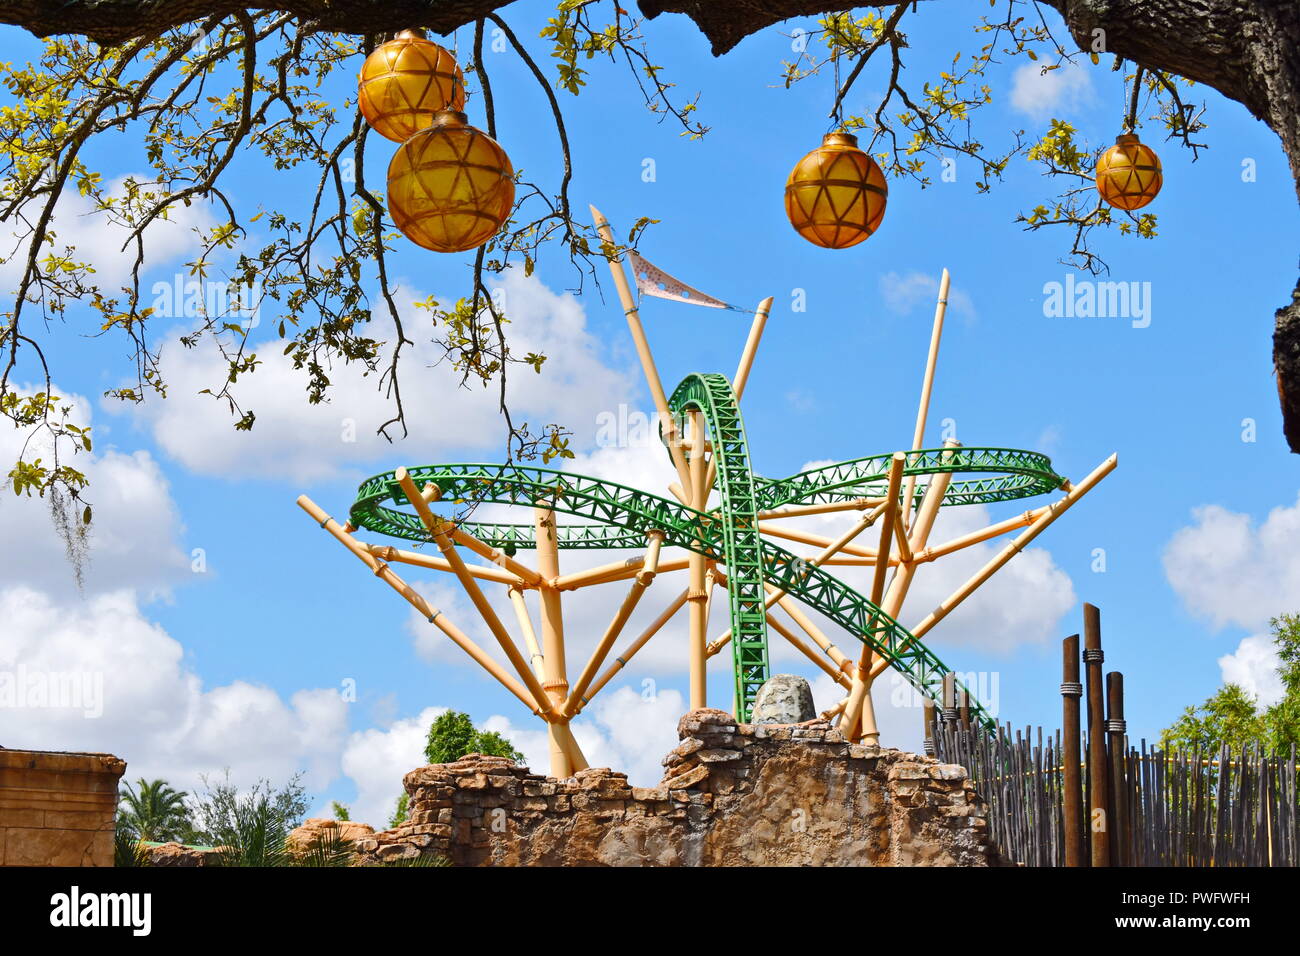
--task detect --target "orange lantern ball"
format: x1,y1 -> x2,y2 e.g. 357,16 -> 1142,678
359,29 -> 466,144
387,110 -> 515,254
1095,133 -> 1162,210
784,131 -> 888,249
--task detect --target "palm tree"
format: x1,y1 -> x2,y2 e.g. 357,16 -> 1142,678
119,778 -> 190,843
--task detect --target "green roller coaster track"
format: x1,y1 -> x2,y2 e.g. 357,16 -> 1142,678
349,371 -> 1067,728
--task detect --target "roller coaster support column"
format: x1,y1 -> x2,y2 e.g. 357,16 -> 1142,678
591,205 -> 691,491
841,454 -> 904,742
535,506 -> 582,778
687,409 -> 710,709
843,441 -> 956,741
704,296 -> 774,497
901,269 -> 950,533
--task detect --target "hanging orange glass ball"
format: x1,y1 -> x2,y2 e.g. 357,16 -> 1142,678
387,110 -> 515,253
359,29 -> 466,144
1095,133 -> 1162,210
784,131 -> 887,249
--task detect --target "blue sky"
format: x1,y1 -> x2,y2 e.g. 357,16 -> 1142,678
1,7 -> 1297,823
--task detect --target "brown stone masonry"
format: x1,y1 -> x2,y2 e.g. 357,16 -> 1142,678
0,749 -> 125,867
354,708 -> 1004,866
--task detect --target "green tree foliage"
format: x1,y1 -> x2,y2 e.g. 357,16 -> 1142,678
388,791 -> 409,829
1162,614 -> 1300,753
424,709 -> 524,765
331,800 -> 351,821
1161,683 -> 1266,753
118,777 -> 191,843
185,771 -> 308,865
3,2 -> 1269,562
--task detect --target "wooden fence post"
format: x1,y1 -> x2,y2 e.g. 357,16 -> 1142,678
1107,670 -> 1128,866
1061,633 -> 1086,867
923,699 -> 937,757
1084,603 -> 1110,866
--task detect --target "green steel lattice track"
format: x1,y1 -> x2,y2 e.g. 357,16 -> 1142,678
348,372 -> 1068,727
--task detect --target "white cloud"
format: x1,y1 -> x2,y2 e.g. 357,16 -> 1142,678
810,672 -> 926,752
332,687 -> 687,822
125,269 -> 636,483
1218,635 -> 1284,708
0,174 -> 216,291
879,271 -> 975,319
481,686 -> 687,788
0,586 -> 348,793
1163,494 -> 1300,630
0,387 -> 190,600
339,706 -> 447,826
1009,61 -> 1094,119
0,385 -> 348,802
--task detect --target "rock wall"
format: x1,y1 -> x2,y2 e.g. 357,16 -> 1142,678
0,749 -> 125,866
356,709 -> 1002,866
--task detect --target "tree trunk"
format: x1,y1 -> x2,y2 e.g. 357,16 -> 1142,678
1041,0 -> 1300,451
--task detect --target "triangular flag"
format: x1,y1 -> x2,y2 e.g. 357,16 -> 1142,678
629,251 -> 734,310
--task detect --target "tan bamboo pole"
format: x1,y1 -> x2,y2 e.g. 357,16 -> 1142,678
698,296 -> 774,495
564,533 -> 664,715
400,474 -> 542,585
847,442 -> 957,739
687,410 -> 710,709
869,455 -> 905,607
900,268 -> 950,532
552,555 -> 645,590
296,495 -> 544,716
550,721 -> 588,774
509,586 -> 546,683
880,439 -> 960,622
533,506 -> 572,777
821,698 -> 849,720
702,564 -> 718,633
913,505 -> 1053,564
668,482 -> 691,507
772,593 -> 853,673
590,204 -> 691,488
583,588 -> 691,702
732,297 -> 774,400
840,455 -> 904,739
879,453 -> 1118,676
892,513 -> 915,563
362,543 -> 522,587
707,502 -> 888,657
450,526 -> 544,587
756,498 -> 883,521
393,468 -> 555,711
429,528 -> 557,716
766,612 -> 851,688
571,556 -> 690,586
756,522 -> 878,558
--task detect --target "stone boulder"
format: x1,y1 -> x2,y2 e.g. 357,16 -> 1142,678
749,674 -> 816,724
286,817 -> 376,857
143,842 -> 223,867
